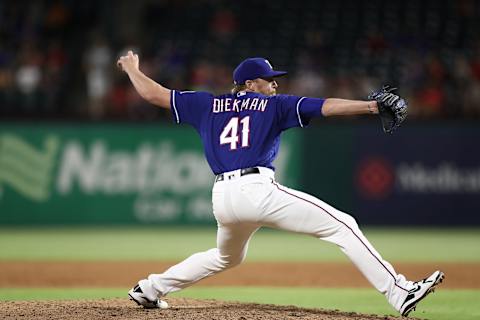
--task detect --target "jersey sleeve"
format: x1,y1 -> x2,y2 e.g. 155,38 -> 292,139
170,90 -> 213,128
275,94 -> 325,130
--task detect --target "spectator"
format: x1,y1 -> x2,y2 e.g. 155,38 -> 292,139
84,32 -> 112,120
42,40 -> 67,115
0,44 -> 14,115
14,44 -> 43,115
210,8 -> 237,40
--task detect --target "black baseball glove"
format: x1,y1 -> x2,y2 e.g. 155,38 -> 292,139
367,85 -> 408,134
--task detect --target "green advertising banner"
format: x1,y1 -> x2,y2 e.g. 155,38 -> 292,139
0,123 -> 301,225
301,125 -> 355,213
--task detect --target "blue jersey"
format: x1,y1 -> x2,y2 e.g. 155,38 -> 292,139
170,90 -> 324,174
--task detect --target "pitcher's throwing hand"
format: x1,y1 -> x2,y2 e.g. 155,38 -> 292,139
117,50 -> 139,73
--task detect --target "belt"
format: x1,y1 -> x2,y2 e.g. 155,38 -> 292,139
215,167 -> 260,182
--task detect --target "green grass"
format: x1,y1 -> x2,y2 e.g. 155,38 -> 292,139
0,287 -> 478,320
0,227 -> 479,262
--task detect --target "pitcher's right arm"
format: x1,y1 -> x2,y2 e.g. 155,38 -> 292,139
117,50 -> 171,109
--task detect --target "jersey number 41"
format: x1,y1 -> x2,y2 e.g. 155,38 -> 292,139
220,116 -> 250,150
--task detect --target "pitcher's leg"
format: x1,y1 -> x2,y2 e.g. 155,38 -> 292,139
264,182 -> 411,311
148,223 -> 259,296
320,211 -> 411,311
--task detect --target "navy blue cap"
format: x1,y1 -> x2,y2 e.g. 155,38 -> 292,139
233,57 -> 287,85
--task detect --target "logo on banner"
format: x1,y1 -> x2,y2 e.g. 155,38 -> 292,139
356,157 -> 480,200
0,134 -> 60,202
356,157 -> 394,199
397,162 -> 480,193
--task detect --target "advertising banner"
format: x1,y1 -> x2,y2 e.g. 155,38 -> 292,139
302,125 -> 354,213
352,124 -> 480,225
0,123 -> 301,225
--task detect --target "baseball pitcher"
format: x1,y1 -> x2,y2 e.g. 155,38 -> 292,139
117,51 -> 443,316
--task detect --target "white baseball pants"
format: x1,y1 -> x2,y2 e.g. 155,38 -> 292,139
148,167 -> 412,311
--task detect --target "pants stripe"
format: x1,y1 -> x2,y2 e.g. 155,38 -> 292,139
272,181 -> 408,292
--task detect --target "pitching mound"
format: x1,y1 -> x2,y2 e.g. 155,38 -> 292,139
0,297 -> 416,320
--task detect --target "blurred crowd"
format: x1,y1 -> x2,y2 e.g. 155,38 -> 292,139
1,0 -> 480,121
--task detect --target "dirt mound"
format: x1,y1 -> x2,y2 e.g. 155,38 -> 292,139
0,298 -> 416,320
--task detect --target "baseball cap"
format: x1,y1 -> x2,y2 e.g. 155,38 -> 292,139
233,57 -> 287,85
